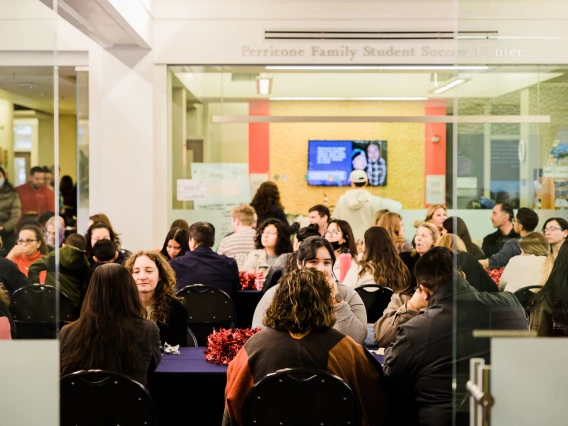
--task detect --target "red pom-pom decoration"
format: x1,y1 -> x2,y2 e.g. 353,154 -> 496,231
204,327 -> 262,365
485,268 -> 504,287
239,271 -> 265,290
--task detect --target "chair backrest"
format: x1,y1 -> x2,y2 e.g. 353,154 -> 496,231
513,285 -> 543,310
243,368 -> 362,426
10,284 -> 76,339
60,370 -> 154,426
176,284 -> 237,345
187,326 -> 198,347
355,285 -> 394,323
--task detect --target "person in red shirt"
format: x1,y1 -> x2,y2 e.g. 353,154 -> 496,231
15,166 -> 55,225
7,224 -> 49,283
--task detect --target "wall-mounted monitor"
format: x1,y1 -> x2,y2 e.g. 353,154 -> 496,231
307,140 -> 388,186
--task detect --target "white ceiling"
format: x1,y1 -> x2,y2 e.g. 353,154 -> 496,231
173,66 -> 565,103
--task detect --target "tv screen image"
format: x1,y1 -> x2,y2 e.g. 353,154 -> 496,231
307,140 -> 388,186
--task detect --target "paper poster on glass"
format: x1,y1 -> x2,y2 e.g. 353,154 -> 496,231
307,140 -> 387,186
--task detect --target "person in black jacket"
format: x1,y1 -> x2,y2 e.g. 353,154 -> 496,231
125,250 -> 189,347
0,256 -> 29,295
250,181 -> 299,234
436,234 -> 498,292
0,284 -> 16,339
443,216 -> 484,260
383,247 -> 528,426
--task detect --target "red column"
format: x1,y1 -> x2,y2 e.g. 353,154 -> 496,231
424,100 -> 447,207
249,100 -> 270,174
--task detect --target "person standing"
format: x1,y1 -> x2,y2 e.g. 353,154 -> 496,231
333,170 -> 402,241
366,142 -> 386,186
0,166 -> 21,252
15,166 -> 55,226
481,203 -> 518,258
250,181 -> 299,234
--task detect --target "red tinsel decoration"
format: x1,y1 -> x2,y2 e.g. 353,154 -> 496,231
239,271 -> 265,290
485,268 -> 504,287
204,327 -> 261,365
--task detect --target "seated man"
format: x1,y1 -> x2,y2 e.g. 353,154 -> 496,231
28,233 -> 90,309
171,222 -> 239,296
223,268 -> 387,426
383,247 -> 528,426
481,203 -> 519,258
479,207 -> 539,269
307,204 -> 330,236
217,204 -> 257,271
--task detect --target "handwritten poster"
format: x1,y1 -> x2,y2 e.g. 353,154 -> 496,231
176,179 -> 207,201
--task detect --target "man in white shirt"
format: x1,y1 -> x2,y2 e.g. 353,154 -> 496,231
217,205 -> 257,270
333,170 -> 402,241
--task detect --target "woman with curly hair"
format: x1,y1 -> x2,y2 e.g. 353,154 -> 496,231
59,264 -> 161,388
225,268 -> 387,426
125,251 -> 189,346
343,226 -> 411,292
250,181 -> 299,234
243,218 -> 293,274
159,227 -> 189,261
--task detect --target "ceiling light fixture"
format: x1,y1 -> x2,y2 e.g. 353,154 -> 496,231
265,65 -> 489,71
431,79 -> 468,94
269,96 -> 428,101
256,77 -> 273,95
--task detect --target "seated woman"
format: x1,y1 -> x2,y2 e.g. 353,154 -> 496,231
6,225 -> 48,282
542,217 -> 568,258
375,223 -> 440,348
377,212 -> 413,254
159,227 -> 189,261
44,215 -> 65,252
262,223 -> 320,293
342,226 -> 411,292
125,251 -> 189,347
324,219 -> 359,282
443,216 -> 484,260
252,236 -> 368,345
88,213 -> 123,251
224,268 -> 387,426
0,284 -> 16,339
436,234 -> 498,293
530,241 -> 568,336
85,222 -> 125,266
423,204 -> 447,235
59,264 -> 161,388
500,232 -> 554,294
244,218 -> 292,274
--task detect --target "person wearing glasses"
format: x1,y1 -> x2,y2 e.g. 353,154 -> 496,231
479,208 -> 539,269
243,218 -> 293,275
6,224 -> 48,282
541,217 -> 568,258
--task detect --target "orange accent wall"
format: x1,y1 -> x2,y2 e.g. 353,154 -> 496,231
424,100 -> 447,207
249,100 -> 270,174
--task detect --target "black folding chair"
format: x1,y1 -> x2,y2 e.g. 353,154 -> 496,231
243,368 -> 362,426
176,284 -> 237,346
60,370 -> 155,426
355,285 -> 394,323
10,284 -> 75,339
186,327 -> 198,347
513,285 -> 543,312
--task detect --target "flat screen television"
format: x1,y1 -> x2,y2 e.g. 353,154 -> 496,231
307,140 -> 388,186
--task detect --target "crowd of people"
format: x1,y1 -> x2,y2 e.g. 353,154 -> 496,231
2,167 -> 568,425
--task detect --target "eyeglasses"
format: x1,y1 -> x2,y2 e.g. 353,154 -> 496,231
262,231 -> 277,236
543,226 -> 564,233
17,239 -> 38,244
324,230 -> 342,236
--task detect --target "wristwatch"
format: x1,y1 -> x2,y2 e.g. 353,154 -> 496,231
334,293 -> 343,304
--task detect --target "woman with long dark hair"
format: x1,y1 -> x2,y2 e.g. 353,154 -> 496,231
85,222 -> 123,265
530,241 -> 568,336
324,219 -> 359,281
160,227 -> 189,261
343,226 -> 411,291
59,264 -> 161,387
0,165 -> 21,252
541,217 -> 568,258
250,181 -> 299,233
244,218 -> 293,274
125,251 -> 188,346
443,216 -> 484,259
252,236 -> 368,344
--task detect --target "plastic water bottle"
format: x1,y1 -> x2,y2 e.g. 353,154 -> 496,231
339,253 -> 352,283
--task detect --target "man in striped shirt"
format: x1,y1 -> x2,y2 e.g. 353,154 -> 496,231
217,204 -> 257,271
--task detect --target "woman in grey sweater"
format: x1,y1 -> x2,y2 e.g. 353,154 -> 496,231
252,236 -> 368,345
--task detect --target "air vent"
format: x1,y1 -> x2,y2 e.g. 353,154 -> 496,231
231,73 -> 259,82
264,30 -> 498,41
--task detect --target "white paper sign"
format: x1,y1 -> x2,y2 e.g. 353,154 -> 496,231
176,179 -> 207,201
543,166 -> 568,178
426,175 -> 446,205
